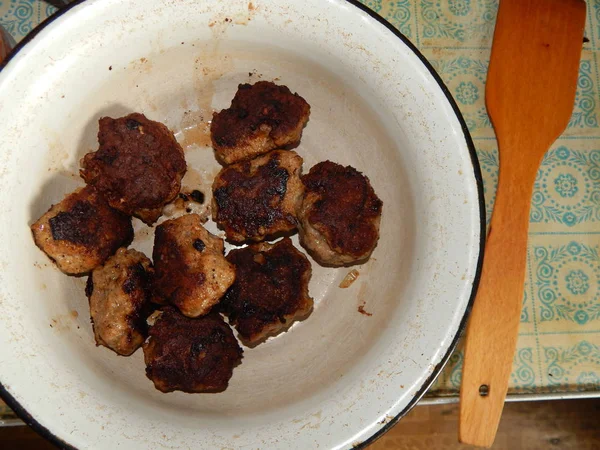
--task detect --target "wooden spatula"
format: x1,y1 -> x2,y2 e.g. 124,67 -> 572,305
0,28 -> 10,64
459,0 -> 586,447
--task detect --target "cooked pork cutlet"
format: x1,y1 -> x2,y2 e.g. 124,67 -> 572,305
212,150 -> 304,243
86,248 -> 153,356
211,81 -> 311,165
152,214 -> 235,318
31,186 -> 133,275
221,238 -> 313,344
143,307 -> 243,393
80,113 -> 187,225
298,161 -> 383,266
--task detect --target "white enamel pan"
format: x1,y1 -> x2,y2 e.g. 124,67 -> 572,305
0,0 -> 485,448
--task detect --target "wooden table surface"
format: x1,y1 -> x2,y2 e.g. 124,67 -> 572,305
0,399 -> 598,449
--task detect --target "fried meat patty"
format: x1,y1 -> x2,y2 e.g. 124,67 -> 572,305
31,186 -> 133,275
211,81 -> 310,165
221,238 -> 313,344
212,150 -> 303,243
80,113 -> 187,225
298,161 -> 382,266
143,307 -> 243,393
152,214 -> 235,318
86,248 -> 153,356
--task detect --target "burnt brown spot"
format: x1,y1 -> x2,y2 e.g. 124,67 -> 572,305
85,276 -> 94,297
126,118 -> 141,130
123,262 -> 148,294
143,307 -> 243,393
120,260 -> 154,341
193,239 -> 205,252
50,201 -> 99,245
190,190 -> 205,204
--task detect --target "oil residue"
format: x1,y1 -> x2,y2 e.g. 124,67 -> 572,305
178,110 -> 213,150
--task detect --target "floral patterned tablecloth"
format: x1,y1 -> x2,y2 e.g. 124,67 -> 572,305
1,0 -> 599,422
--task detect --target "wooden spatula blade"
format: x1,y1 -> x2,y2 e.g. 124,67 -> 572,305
459,0 -> 586,447
486,0 -> 586,143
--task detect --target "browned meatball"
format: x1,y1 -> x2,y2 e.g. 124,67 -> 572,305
298,161 -> 383,266
80,113 -> 187,225
86,248 -> 153,356
152,214 -> 235,318
211,81 -> 311,165
143,307 -> 243,393
221,238 -> 313,344
31,186 -> 133,275
212,150 -> 304,243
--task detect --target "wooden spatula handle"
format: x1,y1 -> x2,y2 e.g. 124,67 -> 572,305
459,147 -> 538,447
0,29 -> 9,64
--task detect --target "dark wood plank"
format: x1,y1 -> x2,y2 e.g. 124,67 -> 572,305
0,399 -> 598,449
370,399 -> 600,450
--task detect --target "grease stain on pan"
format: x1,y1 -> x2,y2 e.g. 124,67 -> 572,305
129,57 -> 153,73
49,313 -> 78,332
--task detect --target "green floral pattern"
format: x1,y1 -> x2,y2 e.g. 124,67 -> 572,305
361,0 -> 382,12
0,0 -> 56,42
534,242 -> 600,325
420,0 -> 497,45
554,174 -> 579,198
566,270 -> 589,295
455,81 -> 479,105
544,341 -> 600,392
448,0 -> 471,17
531,147 -> 600,226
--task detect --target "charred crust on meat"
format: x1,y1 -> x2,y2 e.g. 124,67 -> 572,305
152,223 -> 207,306
87,248 -> 154,356
214,158 -> 288,235
221,238 -> 313,344
49,201 -> 99,245
143,307 -> 243,393
122,262 -> 148,295
212,151 -> 303,242
125,118 -> 141,130
210,81 -> 310,164
193,239 -> 205,252
31,186 -> 134,275
213,82 -> 307,147
301,161 -> 382,260
85,276 -> 94,297
151,215 -> 234,317
80,112 -> 187,224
